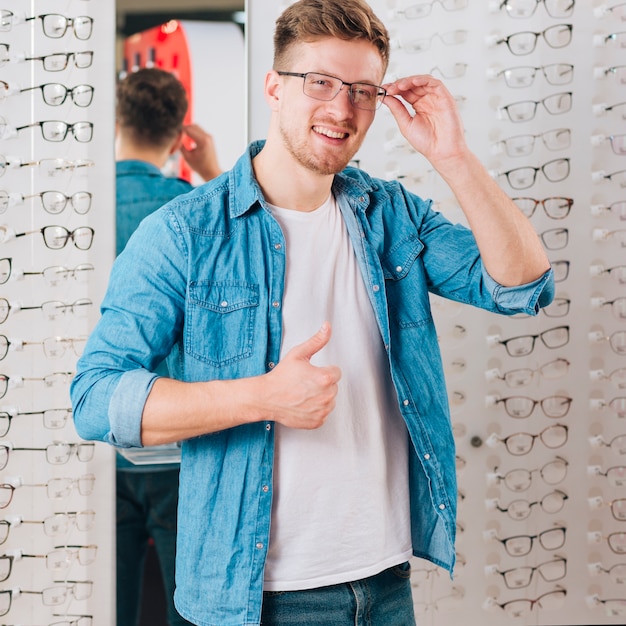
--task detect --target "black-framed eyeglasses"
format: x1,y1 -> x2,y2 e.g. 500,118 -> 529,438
588,561 -> 626,585
486,357 -> 570,388
484,587 -> 567,618
489,24 -> 573,56
493,159 -> 571,190
512,196 -> 572,219
19,83 -> 94,107
11,120 -> 93,142
488,325 -> 570,357
487,489 -> 569,520
484,526 -> 567,556
2,225 -> 94,250
495,0 -> 575,19
594,101 -> 626,118
491,63 -> 574,88
277,71 -> 386,111
23,50 -> 94,72
49,615 -> 94,626
24,14 -> 94,40
586,594 -> 626,618
552,259 -> 570,283
486,555 -> 566,590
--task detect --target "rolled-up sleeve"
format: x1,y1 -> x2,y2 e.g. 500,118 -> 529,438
482,266 -> 555,316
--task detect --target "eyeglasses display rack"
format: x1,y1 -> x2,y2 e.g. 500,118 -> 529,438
247,1 -> 625,624
0,1 -> 115,625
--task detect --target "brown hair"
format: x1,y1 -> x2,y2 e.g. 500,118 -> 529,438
274,0 -> 390,72
116,68 -> 188,149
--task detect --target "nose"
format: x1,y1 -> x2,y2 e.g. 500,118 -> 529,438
328,84 -> 355,116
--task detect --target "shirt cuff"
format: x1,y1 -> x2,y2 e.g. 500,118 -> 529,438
108,369 -> 160,448
483,267 -> 555,316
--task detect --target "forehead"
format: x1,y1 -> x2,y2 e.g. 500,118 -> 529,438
288,37 -> 385,84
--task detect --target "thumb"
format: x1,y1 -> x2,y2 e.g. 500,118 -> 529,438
288,321 -> 332,362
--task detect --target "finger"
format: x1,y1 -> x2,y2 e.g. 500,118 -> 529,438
288,321 -> 332,361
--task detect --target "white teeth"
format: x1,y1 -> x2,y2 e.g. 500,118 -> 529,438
313,126 -> 347,139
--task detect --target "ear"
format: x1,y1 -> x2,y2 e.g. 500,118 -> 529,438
264,70 -> 282,111
169,130 -> 184,155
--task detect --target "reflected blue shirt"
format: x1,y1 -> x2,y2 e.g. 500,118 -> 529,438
73,141 -> 554,626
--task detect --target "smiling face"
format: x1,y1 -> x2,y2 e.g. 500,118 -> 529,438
270,37 -> 385,176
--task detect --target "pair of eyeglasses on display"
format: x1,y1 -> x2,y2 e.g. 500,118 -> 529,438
591,296 -> 626,320
589,329 -> 626,355
412,587 -> 465,616
587,594 -> 626,618
429,63 -> 467,80
0,190 -> 92,215
3,473 -> 95,501
591,200 -> 626,219
0,335 -> 87,360
592,169 -> 626,188
0,81 -> 94,107
590,263 -> 626,284
488,457 -> 569,492
488,63 -> 574,88
552,259 -> 570,283
486,24 -> 573,56
589,367 -> 626,389
486,423 -> 569,455
487,325 -> 570,357
486,394 -> 573,419
512,296 -> 571,319
0,298 -> 92,323
0,45 -> 94,72
485,489 -> 569,520
594,30 -> 626,48
588,530 -> 626,554
485,358 -> 571,388
0,372 -> 75,399
540,227 -> 569,251
47,616 -> 94,626
0,119 -> 93,143
390,29 -> 467,53
590,396 -> 626,418
0,225 -> 94,250
588,495 -> 626,520
0,155 -> 95,178
588,561 -> 626,584
591,133 -> 626,156
493,129 -> 572,158
485,555 -> 567,590
491,159 -> 571,190
512,196 -> 573,219
595,64 -> 626,84
388,0 -> 468,20
497,93 -> 573,123
0,407 -> 72,435
0,12 -> 93,40
0,580 -> 93,614
483,526 -> 567,557
0,441 -> 95,470
0,511 -> 95,543
0,258 -> 94,285
483,587 -> 567,619
489,0 -> 576,19
0,544 -> 97,580
589,433 -> 626,456
594,101 -> 626,119
588,464 -> 626,486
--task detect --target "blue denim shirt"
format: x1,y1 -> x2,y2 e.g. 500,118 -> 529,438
72,141 -> 553,626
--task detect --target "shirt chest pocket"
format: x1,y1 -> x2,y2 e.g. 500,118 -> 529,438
186,281 -> 259,367
381,235 -> 432,327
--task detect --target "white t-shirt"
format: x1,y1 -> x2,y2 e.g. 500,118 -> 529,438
263,194 -> 412,591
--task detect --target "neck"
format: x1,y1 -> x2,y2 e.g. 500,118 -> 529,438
115,136 -> 172,169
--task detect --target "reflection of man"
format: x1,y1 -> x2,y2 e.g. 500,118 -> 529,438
114,67 -> 220,626
73,2 -> 553,625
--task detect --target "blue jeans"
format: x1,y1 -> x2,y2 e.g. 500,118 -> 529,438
260,562 -> 416,626
116,467 -> 192,626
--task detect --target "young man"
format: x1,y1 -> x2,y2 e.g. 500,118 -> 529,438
114,67 -> 220,626
72,2 -> 553,625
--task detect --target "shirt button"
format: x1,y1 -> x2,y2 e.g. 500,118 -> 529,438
265,423 -> 272,431
439,503 -> 446,510
372,285 -> 380,292
396,266 -> 402,273
262,485 -> 269,493
274,243 -> 282,250
272,301 -> 280,308
424,453 -> 430,460
403,399 -> 409,406
220,300 -> 228,307
268,362 -> 275,369
256,542 -> 263,549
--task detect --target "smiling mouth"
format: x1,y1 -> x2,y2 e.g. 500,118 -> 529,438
313,125 -> 348,140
